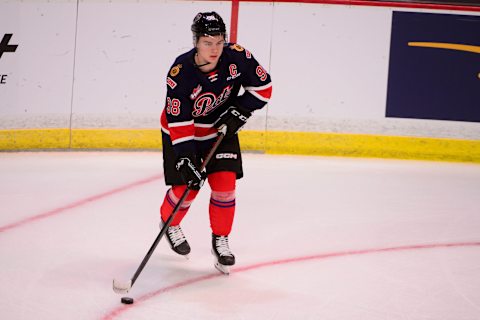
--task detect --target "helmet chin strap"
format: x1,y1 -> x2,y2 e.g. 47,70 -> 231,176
195,61 -> 211,68
194,51 -> 211,68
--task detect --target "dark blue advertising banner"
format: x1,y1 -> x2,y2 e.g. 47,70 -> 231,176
386,12 -> 480,123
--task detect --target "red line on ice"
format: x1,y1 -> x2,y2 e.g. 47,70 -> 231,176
101,241 -> 480,320
0,174 -> 164,233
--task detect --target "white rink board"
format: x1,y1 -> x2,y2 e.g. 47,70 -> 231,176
1,0 -> 479,139
0,0 -> 77,128
71,0 -> 231,128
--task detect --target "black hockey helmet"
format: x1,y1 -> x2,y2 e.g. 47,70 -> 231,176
191,12 -> 227,44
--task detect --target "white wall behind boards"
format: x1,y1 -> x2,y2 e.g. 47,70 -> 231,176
0,0 -> 77,128
269,3 -> 391,119
242,2 -> 479,139
236,2 -> 480,139
71,0 -> 231,128
1,0 -> 479,139
235,1 -> 274,131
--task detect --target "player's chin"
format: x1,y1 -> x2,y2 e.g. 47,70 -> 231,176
209,56 -> 220,63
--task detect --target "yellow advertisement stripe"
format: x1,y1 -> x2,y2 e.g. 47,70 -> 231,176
0,129 -> 479,164
0,128 -> 71,149
0,129 -> 162,150
71,129 -> 162,149
408,42 -> 480,54
244,131 -> 480,163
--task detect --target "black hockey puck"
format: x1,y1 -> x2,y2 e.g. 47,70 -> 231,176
121,297 -> 134,304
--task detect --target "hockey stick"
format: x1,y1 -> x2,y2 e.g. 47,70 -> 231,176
113,125 -> 227,294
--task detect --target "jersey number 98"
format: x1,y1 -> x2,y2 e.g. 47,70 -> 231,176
166,97 -> 181,116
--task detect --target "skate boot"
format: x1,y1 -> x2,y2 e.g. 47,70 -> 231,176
211,233 -> 235,275
160,221 -> 191,259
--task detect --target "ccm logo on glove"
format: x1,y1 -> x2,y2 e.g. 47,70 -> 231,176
230,109 -> 249,122
214,106 -> 251,139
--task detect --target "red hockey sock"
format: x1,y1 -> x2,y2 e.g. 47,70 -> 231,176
160,185 -> 198,226
208,171 -> 236,236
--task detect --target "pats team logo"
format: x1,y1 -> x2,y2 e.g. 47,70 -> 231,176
192,85 -> 232,117
190,84 -> 202,100
169,64 -> 182,77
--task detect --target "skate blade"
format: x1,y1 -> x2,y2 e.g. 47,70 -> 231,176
183,254 -> 190,260
214,261 -> 230,275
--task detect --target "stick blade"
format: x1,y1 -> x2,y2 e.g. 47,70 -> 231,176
113,279 -> 132,294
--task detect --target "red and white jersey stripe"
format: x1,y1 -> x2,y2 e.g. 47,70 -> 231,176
245,83 -> 273,103
161,111 -> 218,145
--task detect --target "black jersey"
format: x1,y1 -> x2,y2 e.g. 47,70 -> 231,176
160,43 -> 272,157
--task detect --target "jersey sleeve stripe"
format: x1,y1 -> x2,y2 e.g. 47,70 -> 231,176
194,132 -> 219,141
161,126 -> 170,135
168,120 -> 194,127
194,123 -> 215,128
247,90 -> 270,103
169,121 -> 195,145
167,123 -> 217,143
245,84 -> 272,102
171,135 -> 195,145
195,126 -> 218,139
244,82 -> 272,91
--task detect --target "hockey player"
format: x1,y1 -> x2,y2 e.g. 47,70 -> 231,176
159,11 -> 272,274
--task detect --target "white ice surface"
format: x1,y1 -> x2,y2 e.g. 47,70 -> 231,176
0,152 -> 479,320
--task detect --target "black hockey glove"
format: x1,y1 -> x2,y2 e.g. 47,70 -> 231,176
214,106 -> 251,139
175,156 -> 206,190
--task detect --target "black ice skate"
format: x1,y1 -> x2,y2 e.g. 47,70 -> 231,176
160,221 -> 191,259
211,233 -> 235,275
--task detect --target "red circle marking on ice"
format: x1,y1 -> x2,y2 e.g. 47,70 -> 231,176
0,174 -> 164,233
101,241 -> 480,320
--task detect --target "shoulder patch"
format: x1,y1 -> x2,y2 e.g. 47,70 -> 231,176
166,77 -> 177,89
230,44 -> 244,52
169,64 -> 182,77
